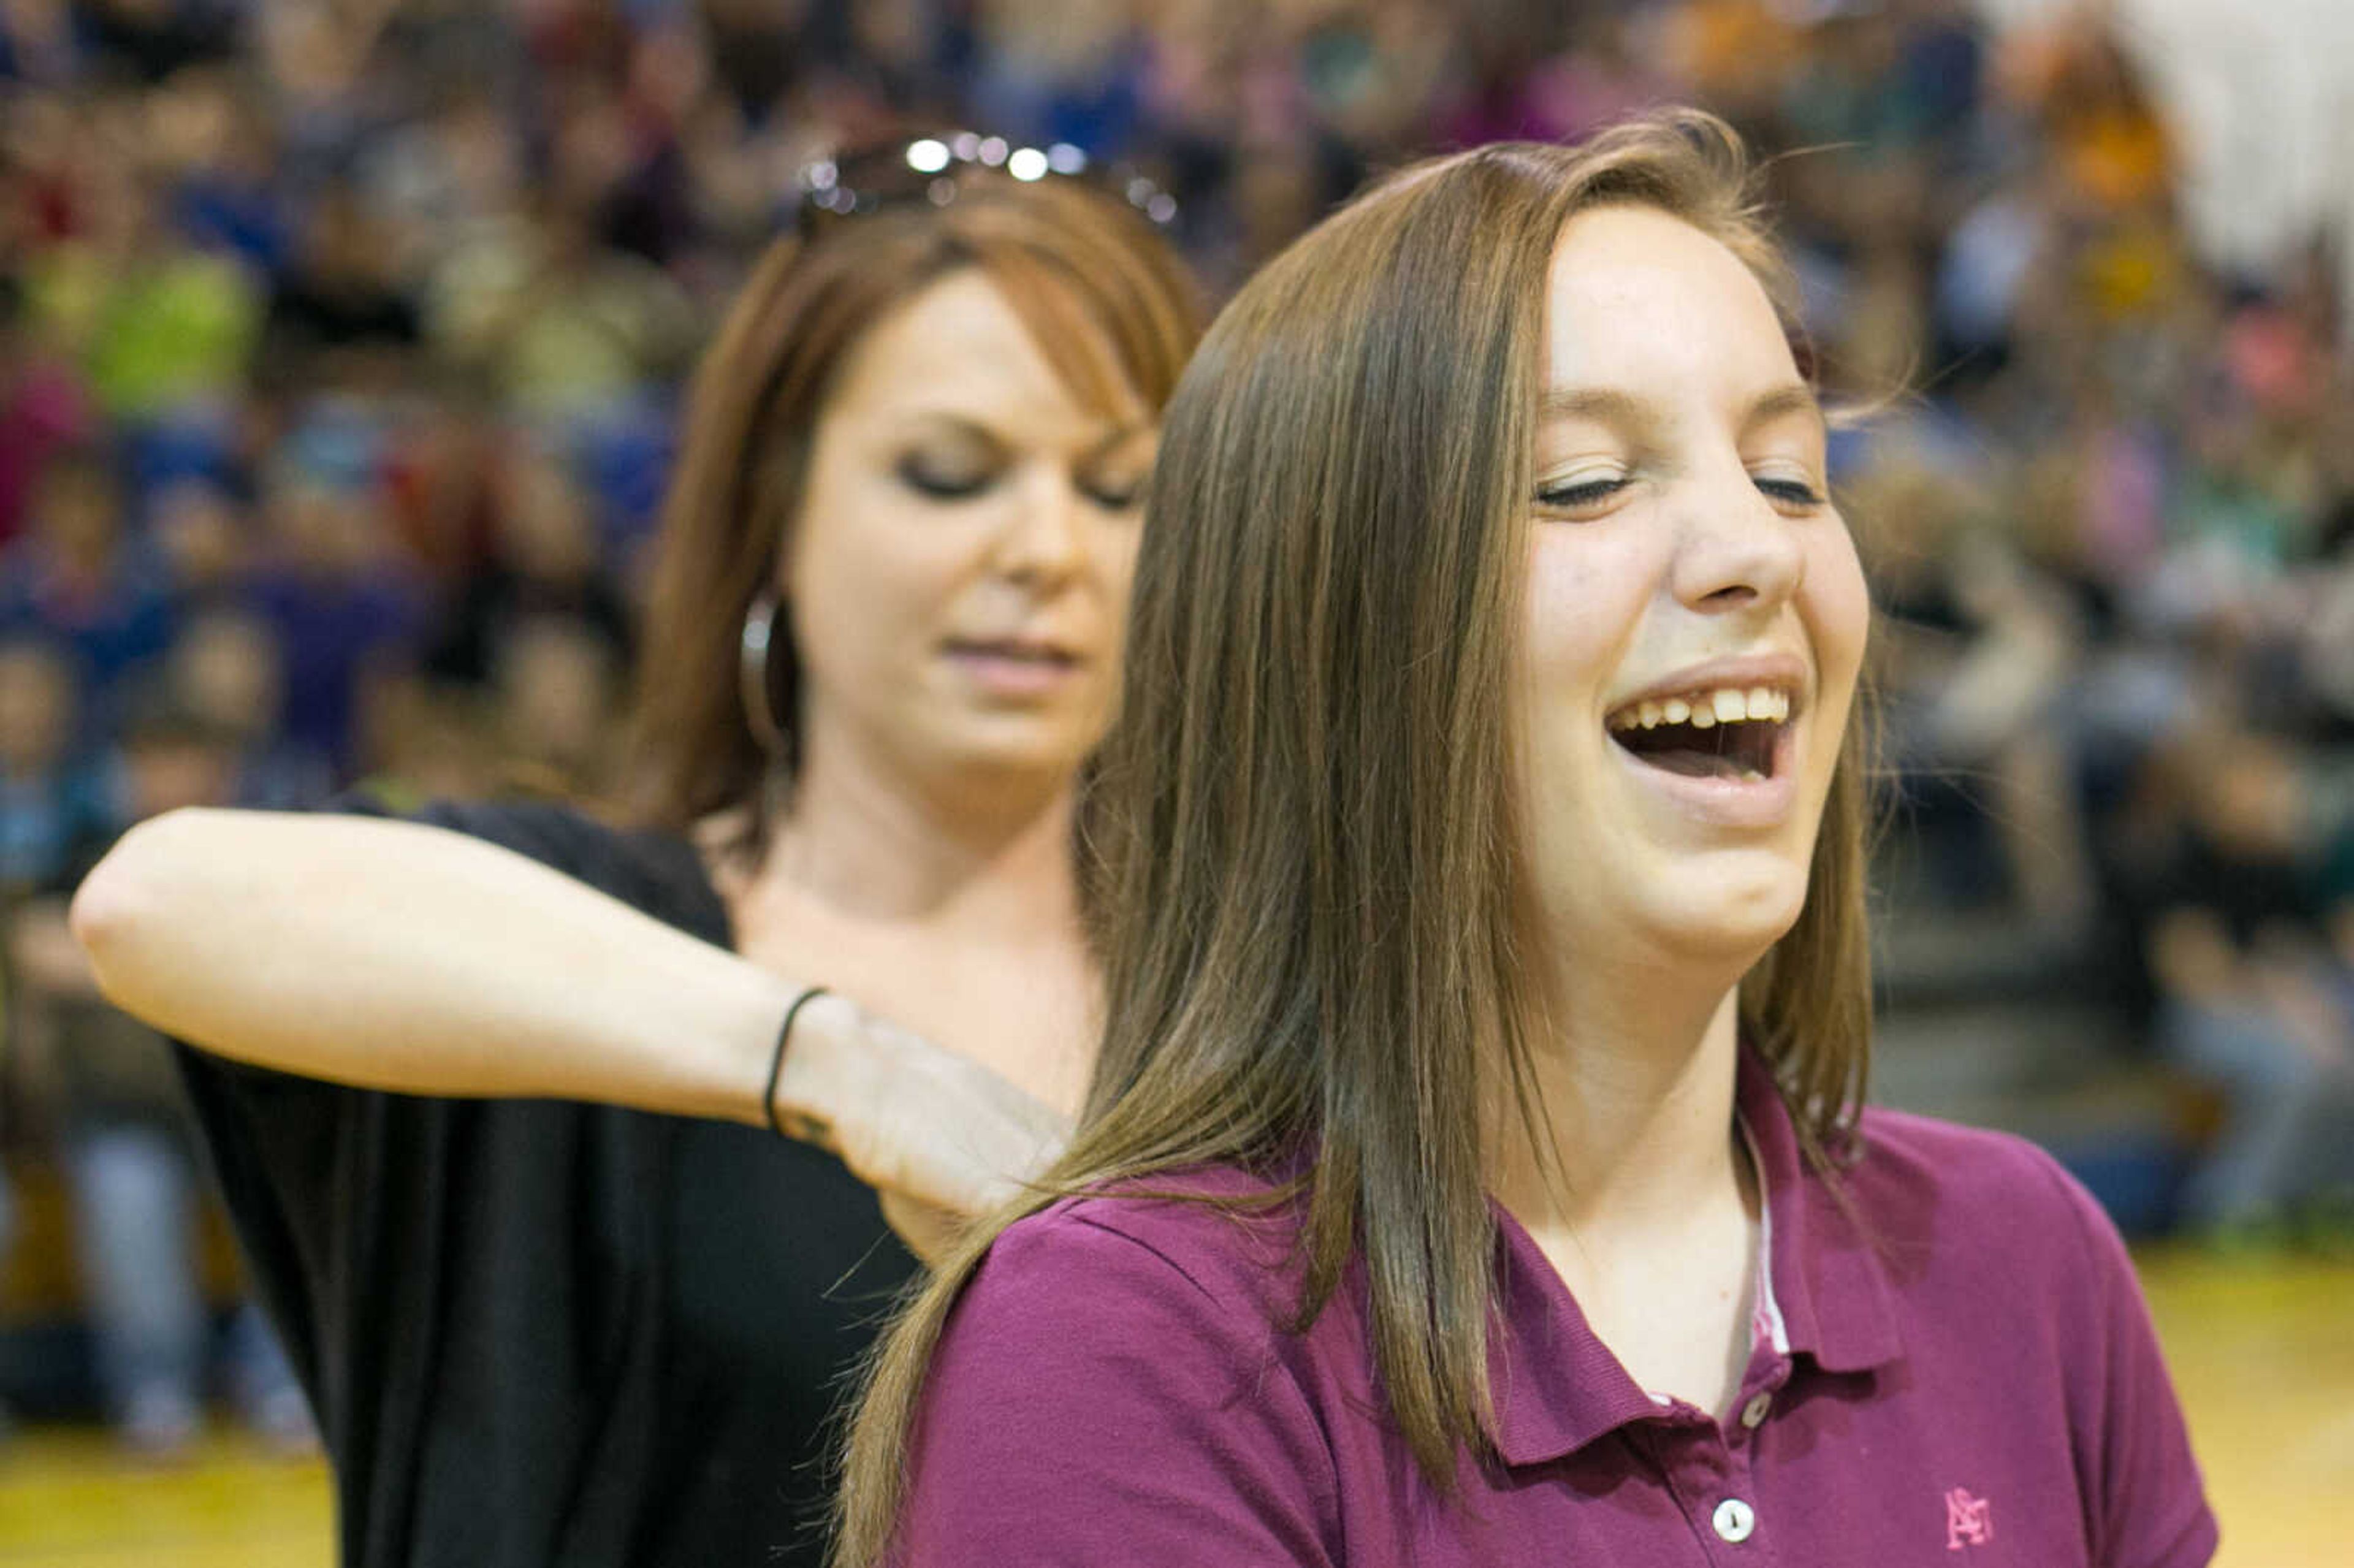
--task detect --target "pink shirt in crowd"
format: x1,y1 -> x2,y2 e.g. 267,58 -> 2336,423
897,1048 -> 2217,1566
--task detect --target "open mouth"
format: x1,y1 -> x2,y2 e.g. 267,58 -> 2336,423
1606,687 -> 1792,783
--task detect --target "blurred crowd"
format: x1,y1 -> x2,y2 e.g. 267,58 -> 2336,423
1,0 -> 2351,1452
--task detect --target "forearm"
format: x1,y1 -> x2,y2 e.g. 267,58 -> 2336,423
69,808 -> 870,1128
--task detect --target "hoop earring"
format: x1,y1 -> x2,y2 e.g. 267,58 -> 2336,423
740,593 -> 790,761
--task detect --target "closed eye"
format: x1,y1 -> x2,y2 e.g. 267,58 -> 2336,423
1536,474 -> 1823,512
1081,479 -> 1145,511
1536,476 -> 1630,511
1754,477 -> 1824,508
898,459 -> 997,500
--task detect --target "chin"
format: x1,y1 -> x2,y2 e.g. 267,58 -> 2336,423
1636,851 -> 1810,963
934,712 -> 1100,782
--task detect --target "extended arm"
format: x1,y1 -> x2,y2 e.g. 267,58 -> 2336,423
70,807 -> 1064,1246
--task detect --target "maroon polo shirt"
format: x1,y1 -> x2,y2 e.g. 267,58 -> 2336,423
897,1049 -> 2217,1565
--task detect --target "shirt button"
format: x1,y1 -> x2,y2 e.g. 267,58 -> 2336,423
1712,1498 -> 1756,1543
1740,1392 -> 1772,1429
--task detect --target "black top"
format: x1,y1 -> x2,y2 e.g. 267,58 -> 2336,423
174,797 -> 920,1568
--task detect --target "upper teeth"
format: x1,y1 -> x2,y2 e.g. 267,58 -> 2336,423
1609,687 -> 1792,731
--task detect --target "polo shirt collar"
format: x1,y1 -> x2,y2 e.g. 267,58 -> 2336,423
1484,1215 -> 1667,1466
1484,1045 -> 1903,1469
1734,1043 -> 1904,1377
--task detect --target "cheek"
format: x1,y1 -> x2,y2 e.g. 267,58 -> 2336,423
1518,534 -> 1654,872
1522,529 -> 1654,734
785,495 -> 989,732
1088,517 -> 1144,617
1797,530 -> 1870,787
1515,525 -> 1666,782
1804,528 -> 1872,701
791,478 -> 979,631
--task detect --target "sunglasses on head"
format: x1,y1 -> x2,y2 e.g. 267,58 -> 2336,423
793,131 -> 1179,240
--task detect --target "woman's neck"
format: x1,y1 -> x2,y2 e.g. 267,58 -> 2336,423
758,730 -> 1084,940
1489,975 -> 1748,1245
1491,974 -> 1762,1417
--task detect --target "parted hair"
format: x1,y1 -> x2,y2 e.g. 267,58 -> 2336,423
621,167 -> 1200,854
832,109 -> 1874,1564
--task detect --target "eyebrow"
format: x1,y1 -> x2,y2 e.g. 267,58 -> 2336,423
1537,387 -> 1661,436
1536,383 -> 1826,439
904,411 -> 1154,462
1740,383 -> 1826,437
1084,422 -> 1157,459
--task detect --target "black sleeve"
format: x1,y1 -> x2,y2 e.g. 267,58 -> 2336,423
171,794 -> 730,1457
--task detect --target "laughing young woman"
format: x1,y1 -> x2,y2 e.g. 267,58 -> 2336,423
832,113 -> 2215,1567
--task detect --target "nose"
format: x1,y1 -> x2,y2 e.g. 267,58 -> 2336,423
993,465 -> 1087,586
1666,459 -> 1806,615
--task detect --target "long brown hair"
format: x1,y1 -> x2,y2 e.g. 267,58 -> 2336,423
833,109 -> 1875,1562
620,166 -> 1200,854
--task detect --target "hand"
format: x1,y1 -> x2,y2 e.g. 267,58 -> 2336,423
771,996 -> 1072,1263
875,1192 -> 971,1265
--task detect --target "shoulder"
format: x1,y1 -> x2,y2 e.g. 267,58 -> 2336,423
1847,1117 -> 2217,1564
902,1173 -> 1343,1559
948,1168 -> 1309,1361
924,1168 -> 1325,1436
1854,1092 -> 2062,1177
1853,1106 -> 2105,1222
1846,1106 -> 2140,1307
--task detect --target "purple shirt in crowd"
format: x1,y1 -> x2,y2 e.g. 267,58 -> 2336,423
899,1048 -> 2217,1565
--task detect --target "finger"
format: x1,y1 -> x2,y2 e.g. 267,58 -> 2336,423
878,1190 -> 965,1265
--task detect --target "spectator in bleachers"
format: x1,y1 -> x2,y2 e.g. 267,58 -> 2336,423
0,275 -> 94,553
0,633 -> 93,1415
162,606 -> 330,810
424,443 -> 632,690
146,473 -> 250,606
259,178 -> 422,381
241,457 -> 424,774
0,448 -> 175,716
20,144 -> 260,427
2133,734 -> 2354,1234
8,681 -> 312,1456
0,632 -> 105,897
74,0 -> 241,86
485,613 -> 621,794
154,66 -> 291,279
424,186 -> 698,422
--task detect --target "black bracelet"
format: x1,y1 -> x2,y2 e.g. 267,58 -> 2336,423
764,986 -> 832,1140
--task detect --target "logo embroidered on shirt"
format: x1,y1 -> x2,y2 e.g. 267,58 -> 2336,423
1945,1488 -> 1994,1549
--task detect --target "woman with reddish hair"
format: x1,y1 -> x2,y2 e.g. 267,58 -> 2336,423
72,139 -> 1198,1568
